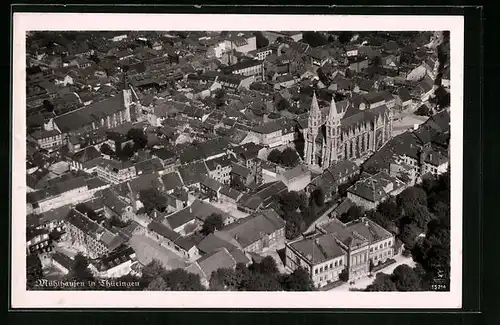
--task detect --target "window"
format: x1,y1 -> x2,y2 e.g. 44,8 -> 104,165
334,261 -> 338,267
339,259 -> 342,266
320,267 -> 323,273
315,269 -> 318,274
330,263 -> 333,268
370,248 -> 374,253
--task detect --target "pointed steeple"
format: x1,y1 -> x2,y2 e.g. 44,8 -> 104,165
327,95 -> 339,122
309,91 -> 321,117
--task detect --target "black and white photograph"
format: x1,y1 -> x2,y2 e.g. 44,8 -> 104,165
12,13 -> 464,309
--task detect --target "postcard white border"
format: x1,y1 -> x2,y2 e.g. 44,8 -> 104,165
12,13 -> 464,309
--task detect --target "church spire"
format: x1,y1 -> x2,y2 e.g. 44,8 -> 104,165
327,94 -> 339,122
310,91 -> 320,115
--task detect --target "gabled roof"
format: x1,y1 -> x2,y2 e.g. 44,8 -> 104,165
178,161 -> 209,186
219,209 -> 285,248
201,176 -> 223,192
163,207 -> 196,230
198,247 -> 237,278
161,171 -> 184,191
289,233 -> 346,265
230,162 -> 250,178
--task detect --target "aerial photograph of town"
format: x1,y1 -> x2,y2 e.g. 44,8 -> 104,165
25,30 -> 451,292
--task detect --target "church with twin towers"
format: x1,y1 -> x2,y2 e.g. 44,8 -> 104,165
302,91 -> 394,169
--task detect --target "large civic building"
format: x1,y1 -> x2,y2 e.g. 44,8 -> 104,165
302,92 -> 394,169
285,217 -> 395,288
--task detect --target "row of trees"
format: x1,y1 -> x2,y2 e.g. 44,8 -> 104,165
365,264 -> 425,291
143,255 -> 315,292
363,171 -> 450,291
267,147 -> 300,168
209,256 -> 314,291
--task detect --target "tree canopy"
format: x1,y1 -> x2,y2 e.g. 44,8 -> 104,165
253,31 -> 269,49
127,128 -> 148,150
201,213 -> 224,236
311,188 -> 325,207
302,31 -> 329,47
139,188 -> 168,213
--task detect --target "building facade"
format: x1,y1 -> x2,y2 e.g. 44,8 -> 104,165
303,92 -> 393,169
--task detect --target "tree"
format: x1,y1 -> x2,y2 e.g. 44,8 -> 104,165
141,259 -> 166,285
377,197 -> 399,221
139,188 -> 167,213
209,268 -> 238,291
201,213 -> 224,236
244,272 -> 282,291
70,253 -> 94,282
145,276 -> 169,291
338,31 -> 353,44
213,88 -> 226,107
100,143 -> 114,156
253,31 -> 269,48
285,211 -> 306,240
163,268 -> 205,291
281,267 -> 315,291
127,128 -> 148,150
398,223 -> 422,250
279,191 -> 301,212
311,188 -> 325,207
267,149 -> 282,164
27,255 -> 44,290
302,31 -> 329,47
230,176 -> 247,192
407,204 -> 434,230
347,205 -> 365,221
372,55 -> 382,67
280,147 -> 299,167
42,99 -> 55,112
118,143 -> 135,161
397,187 -> 428,215
365,273 -> 397,291
276,97 -> 290,111
257,256 -> 279,275
391,265 -> 422,291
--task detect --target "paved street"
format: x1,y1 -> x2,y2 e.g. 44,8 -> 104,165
329,254 -> 417,291
128,234 -> 188,270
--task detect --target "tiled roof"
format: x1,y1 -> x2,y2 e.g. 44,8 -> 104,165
197,247 -> 237,280
219,185 -> 242,201
347,171 -> 405,203
196,232 -> 238,254
54,95 -> 125,133
289,233 -> 346,265
220,209 -> 285,248
230,162 -> 250,178
147,221 -> 181,242
161,172 -> 184,191
201,176 -> 223,192
163,207 -> 196,230
178,161 -> 209,186
189,199 -> 230,223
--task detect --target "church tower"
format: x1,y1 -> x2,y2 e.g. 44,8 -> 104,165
323,95 -> 342,168
304,91 -> 322,166
122,72 -> 133,122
